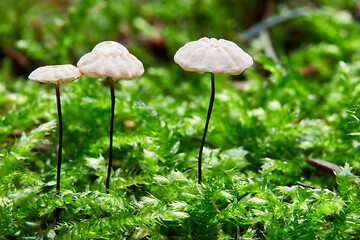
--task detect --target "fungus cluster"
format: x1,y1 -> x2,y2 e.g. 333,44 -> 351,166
28,37 -> 252,224
28,41 -> 144,223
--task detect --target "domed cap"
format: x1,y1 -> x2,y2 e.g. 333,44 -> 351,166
174,37 -> 253,75
28,64 -> 81,84
77,41 -> 144,80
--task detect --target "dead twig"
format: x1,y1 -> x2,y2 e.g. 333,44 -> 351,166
241,7 -> 311,40
306,158 -> 341,173
1,47 -> 28,67
296,181 -> 317,189
306,158 -> 360,184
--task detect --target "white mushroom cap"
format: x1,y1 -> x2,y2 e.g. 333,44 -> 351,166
174,37 -> 253,75
77,41 -> 144,80
28,64 -> 81,84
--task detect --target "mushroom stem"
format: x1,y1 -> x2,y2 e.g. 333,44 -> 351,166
198,73 -> 215,184
55,83 -> 62,224
106,78 -> 115,193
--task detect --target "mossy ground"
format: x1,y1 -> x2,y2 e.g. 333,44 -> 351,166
1,1 -> 360,239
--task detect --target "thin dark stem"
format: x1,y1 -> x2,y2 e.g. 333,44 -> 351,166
198,73 -> 215,184
55,83 -> 62,224
106,78 -> 115,193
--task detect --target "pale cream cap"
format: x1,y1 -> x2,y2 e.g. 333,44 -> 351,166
77,41 -> 144,80
28,64 -> 81,84
174,37 -> 253,75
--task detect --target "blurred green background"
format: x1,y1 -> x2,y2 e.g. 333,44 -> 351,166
0,0 -> 355,75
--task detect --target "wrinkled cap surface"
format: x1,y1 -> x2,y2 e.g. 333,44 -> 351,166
77,41 -> 144,80
28,64 -> 81,84
174,37 -> 253,75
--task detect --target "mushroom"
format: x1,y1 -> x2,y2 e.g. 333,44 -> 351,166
174,37 -> 253,183
28,64 -> 81,223
77,41 -> 144,193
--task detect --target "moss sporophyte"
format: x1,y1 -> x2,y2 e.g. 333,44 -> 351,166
174,37 -> 253,183
28,64 -> 82,224
77,41 -> 144,193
